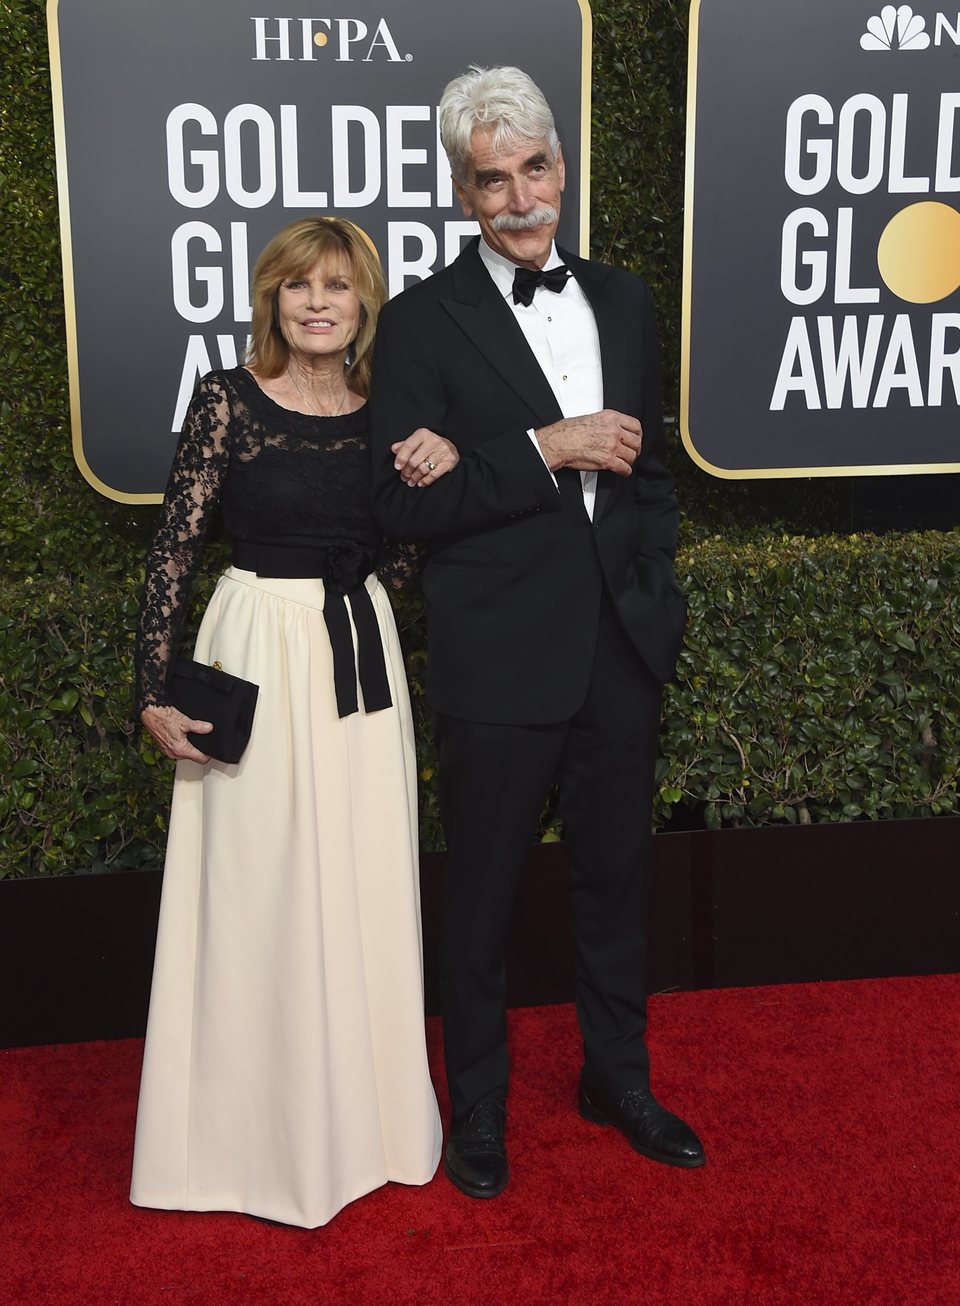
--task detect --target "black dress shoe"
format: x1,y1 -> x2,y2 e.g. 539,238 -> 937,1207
444,1098 -> 509,1198
578,1068 -> 706,1169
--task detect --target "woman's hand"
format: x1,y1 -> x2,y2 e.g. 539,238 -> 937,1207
391,429 -> 460,487
141,704 -> 213,763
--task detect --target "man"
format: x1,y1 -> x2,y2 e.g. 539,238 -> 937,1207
369,65 -> 703,1198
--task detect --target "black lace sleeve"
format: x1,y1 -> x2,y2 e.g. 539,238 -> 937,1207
134,375 -> 233,715
378,538 -> 424,592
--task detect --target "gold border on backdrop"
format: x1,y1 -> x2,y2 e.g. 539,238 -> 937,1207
48,1 -> 595,504
680,0 -> 960,481
48,0 -> 158,503
680,0 -> 704,476
578,0 -> 592,256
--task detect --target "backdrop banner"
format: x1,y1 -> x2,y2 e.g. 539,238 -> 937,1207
682,0 -> 960,478
48,0 -> 591,500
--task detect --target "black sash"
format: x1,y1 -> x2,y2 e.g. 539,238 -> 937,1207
232,542 -> 392,719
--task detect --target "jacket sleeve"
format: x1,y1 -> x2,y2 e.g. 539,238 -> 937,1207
631,280 -> 680,568
368,295 -> 561,541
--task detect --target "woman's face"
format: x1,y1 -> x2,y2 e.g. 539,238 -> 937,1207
276,254 -> 362,365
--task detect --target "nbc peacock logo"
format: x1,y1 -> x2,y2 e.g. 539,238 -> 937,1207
860,5 -> 931,50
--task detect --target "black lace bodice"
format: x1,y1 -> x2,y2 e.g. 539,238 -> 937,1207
134,367 -> 416,715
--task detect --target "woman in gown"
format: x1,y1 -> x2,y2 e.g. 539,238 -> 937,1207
130,216 -> 456,1228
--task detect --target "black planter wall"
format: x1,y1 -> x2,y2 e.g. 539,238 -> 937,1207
2,819 -> 958,1049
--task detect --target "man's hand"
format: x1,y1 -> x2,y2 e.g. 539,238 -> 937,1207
141,704 -> 213,763
391,429 -> 461,487
534,410 -> 642,477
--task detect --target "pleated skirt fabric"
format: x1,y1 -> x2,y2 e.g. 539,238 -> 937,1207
130,567 -> 442,1228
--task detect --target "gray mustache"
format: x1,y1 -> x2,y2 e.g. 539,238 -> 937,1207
491,205 -> 558,232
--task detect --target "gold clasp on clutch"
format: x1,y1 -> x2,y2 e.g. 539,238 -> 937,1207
212,661 -> 223,671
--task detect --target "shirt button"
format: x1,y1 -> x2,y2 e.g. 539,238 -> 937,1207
547,316 -> 552,322
562,374 -> 568,381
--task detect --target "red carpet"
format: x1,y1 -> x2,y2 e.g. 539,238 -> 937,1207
2,976 -> 958,1305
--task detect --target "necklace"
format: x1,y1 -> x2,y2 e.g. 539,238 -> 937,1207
287,366 -> 349,418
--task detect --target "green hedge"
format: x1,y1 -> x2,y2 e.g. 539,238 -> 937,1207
663,533 -> 960,830
2,0 -> 958,877
0,571 -> 164,876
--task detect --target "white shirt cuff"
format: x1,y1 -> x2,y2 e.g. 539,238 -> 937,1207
527,428 -> 559,490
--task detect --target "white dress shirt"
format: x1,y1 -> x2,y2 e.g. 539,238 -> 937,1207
477,236 -> 603,521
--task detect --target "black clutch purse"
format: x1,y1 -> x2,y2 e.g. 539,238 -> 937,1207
167,658 -> 259,764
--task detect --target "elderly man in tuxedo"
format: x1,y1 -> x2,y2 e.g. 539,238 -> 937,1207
369,65 -> 704,1198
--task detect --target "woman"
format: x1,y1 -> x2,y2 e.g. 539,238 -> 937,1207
130,217 -> 455,1228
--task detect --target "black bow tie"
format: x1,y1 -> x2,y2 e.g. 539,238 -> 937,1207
511,264 -> 570,307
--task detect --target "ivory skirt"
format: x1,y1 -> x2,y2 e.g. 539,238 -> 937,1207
130,568 -> 442,1228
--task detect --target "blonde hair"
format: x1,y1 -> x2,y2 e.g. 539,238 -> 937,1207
247,217 -> 386,397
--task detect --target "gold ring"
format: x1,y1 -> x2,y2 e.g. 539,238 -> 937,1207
424,458 -> 437,471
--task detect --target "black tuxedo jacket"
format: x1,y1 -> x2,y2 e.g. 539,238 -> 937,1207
369,238 -> 685,725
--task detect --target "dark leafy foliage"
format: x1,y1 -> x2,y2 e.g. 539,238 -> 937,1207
661,533 -> 960,830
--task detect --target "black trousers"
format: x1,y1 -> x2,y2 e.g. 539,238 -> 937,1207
435,596 -> 664,1119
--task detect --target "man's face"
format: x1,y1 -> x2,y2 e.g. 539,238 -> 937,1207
454,128 -> 565,270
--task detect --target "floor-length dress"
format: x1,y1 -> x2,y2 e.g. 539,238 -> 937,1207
130,368 -> 441,1228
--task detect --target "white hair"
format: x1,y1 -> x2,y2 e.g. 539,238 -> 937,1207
439,65 -> 560,186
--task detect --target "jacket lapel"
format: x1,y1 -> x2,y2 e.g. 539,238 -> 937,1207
441,241 -> 564,427
439,241 -> 636,524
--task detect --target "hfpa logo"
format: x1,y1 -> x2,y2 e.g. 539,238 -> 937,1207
860,4 -> 960,49
251,16 -> 411,62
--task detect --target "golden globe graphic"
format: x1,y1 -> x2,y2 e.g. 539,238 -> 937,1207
48,0 -> 591,500
878,202 -> 960,304
683,0 -> 960,478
